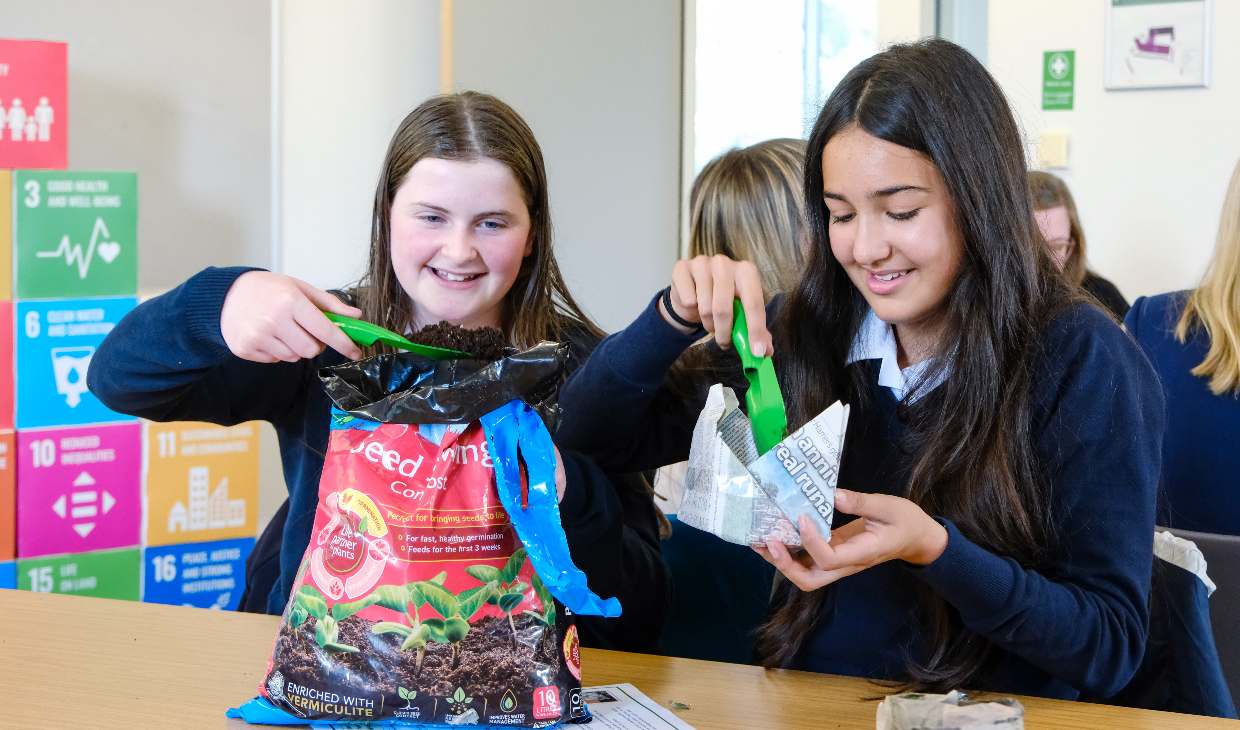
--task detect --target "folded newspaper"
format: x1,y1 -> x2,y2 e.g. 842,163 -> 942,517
876,691 -> 1024,729
679,384 -> 849,547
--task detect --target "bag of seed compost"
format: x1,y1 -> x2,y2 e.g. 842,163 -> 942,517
229,325 -> 620,728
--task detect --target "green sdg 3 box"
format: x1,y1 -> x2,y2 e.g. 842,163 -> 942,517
10,171 -> 137,299
17,546 -> 140,600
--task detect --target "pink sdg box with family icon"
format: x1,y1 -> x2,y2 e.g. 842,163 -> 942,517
0,39 -> 67,169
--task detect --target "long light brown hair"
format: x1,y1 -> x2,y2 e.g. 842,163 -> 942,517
689,138 -> 809,295
1028,171 -> 1088,286
359,91 -> 602,348
1176,159 -> 1240,395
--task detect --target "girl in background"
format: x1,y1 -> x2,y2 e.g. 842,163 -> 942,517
1126,158 -> 1240,535
88,91 -> 668,651
559,40 -> 1162,699
1029,170 -> 1130,319
686,138 -> 808,294
656,138 -> 807,663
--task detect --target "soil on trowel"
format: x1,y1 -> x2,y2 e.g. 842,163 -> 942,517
410,322 -> 509,361
268,612 -> 561,707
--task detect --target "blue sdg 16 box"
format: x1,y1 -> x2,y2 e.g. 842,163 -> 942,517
15,297 -> 137,429
0,561 -> 14,589
142,537 -> 255,610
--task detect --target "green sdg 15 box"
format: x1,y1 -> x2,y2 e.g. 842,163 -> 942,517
17,546 -> 140,600
9,171 -> 137,299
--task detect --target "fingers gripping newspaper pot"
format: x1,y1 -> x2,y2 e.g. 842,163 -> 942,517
678,301 -> 849,547
230,323 -> 620,728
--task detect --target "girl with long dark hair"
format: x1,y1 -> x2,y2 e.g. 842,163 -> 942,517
559,39 -> 1163,699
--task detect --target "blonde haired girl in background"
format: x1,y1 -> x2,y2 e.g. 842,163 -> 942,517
1126,158 -> 1240,535
687,138 -> 809,294
655,138 -> 807,664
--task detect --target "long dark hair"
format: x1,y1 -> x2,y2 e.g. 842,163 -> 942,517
359,91 -> 603,347
754,39 -> 1076,690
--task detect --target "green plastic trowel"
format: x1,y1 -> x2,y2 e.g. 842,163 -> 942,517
323,312 -> 470,360
731,299 -> 788,454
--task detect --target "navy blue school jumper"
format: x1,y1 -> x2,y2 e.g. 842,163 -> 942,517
557,293 -> 1164,700
1126,291 -> 1240,536
86,266 -> 670,652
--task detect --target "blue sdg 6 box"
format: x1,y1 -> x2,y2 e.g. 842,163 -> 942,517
15,297 -> 137,429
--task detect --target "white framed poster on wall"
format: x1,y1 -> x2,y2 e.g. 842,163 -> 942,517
1106,0 -> 1212,89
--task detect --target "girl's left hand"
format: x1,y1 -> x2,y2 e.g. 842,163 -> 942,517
756,488 -> 948,592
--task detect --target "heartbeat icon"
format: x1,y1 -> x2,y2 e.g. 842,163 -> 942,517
36,217 -> 122,279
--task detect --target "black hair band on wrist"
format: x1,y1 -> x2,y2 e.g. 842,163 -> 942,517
661,286 -> 705,333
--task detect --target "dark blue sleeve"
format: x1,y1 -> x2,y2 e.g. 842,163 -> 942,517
914,305 -> 1163,697
556,292 -> 711,472
87,266 -> 317,427
1123,296 -> 1149,348
557,450 -> 669,652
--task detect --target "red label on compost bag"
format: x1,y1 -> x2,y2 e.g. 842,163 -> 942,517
261,419 -> 572,727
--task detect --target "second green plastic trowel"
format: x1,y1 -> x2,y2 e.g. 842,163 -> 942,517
730,299 -> 788,454
323,312 -> 470,360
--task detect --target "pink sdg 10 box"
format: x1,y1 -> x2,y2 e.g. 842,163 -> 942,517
17,422 -> 141,557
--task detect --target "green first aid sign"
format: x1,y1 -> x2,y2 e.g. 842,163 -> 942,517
1042,50 -> 1075,111
13,171 -> 138,299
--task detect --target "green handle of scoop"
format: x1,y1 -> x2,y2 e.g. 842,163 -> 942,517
323,312 -> 470,360
731,299 -> 788,454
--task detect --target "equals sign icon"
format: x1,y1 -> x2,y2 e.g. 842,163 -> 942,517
50,471 -> 117,538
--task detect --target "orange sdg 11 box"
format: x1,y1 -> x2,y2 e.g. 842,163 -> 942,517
144,421 -> 260,547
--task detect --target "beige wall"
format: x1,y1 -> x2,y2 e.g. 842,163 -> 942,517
988,1 -> 1240,300
275,0 -> 441,292
450,0 -> 684,332
0,0 -> 272,290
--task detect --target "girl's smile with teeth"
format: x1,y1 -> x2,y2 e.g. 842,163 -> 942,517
430,267 -> 483,282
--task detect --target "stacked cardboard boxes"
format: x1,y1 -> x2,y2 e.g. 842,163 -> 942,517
0,39 -> 259,608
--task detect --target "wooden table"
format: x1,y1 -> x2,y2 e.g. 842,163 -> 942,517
0,589 -> 1234,729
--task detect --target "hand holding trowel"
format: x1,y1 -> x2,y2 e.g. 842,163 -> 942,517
677,300 -> 849,547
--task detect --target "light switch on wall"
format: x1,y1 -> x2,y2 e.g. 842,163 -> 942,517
1037,130 -> 1070,168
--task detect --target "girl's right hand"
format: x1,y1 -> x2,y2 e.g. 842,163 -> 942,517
220,271 -> 364,363
660,254 -> 773,356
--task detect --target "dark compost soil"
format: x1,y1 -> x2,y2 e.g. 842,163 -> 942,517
410,322 -> 509,361
269,612 -> 561,709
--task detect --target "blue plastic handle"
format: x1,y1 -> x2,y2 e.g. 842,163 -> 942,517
481,399 -> 622,618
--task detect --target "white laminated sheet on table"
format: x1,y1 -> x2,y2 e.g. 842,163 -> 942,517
678,384 -> 849,547
583,683 -> 696,729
